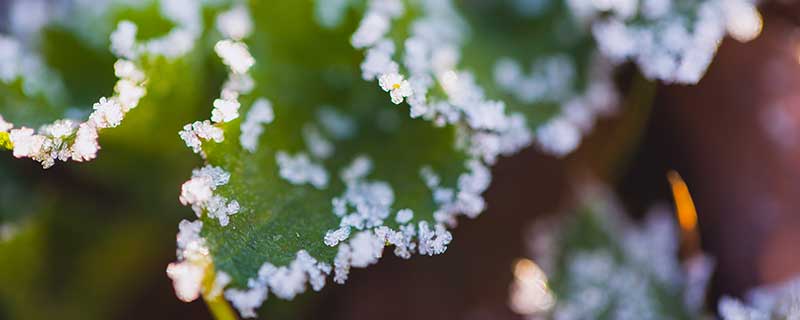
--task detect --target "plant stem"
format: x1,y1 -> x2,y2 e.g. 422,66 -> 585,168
204,292 -> 239,320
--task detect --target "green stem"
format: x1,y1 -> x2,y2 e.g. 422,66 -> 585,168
203,292 -> 239,320
201,266 -> 239,320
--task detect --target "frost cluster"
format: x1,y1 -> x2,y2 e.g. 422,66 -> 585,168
719,276 -> 800,320
180,5 -> 255,157
420,160 -> 492,226
109,0 -> 202,60
513,204 -> 715,319
2,29 -> 148,167
351,0 -> 533,166
319,155 -> 457,283
239,98 -> 275,153
225,250 -> 332,318
166,219 -> 210,303
179,165 -> 240,226
1,0 -> 208,168
275,151 -> 329,189
569,0 -> 762,84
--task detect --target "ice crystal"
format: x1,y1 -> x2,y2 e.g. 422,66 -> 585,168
167,219 -> 210,303
179,166 -> 238,226
225,251 -> 331,317
275,151 -> 329,189
216,4 -> 253,41
720,276 -> 800,320
395,208 -> 413,224
180,121 -> 225,155
239,98 -> 274,153
215,40 -> 255,75
317,107 -> 356,140
211,98 -> 241,123
324,226 -> 352,247
378,72 -> 413,104
302,124 -> 334,159
225,286 -> 267,319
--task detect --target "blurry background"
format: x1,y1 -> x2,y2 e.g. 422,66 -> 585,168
2,0 -> 800,319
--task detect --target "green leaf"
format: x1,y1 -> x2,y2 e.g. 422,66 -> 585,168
170,2 -> 480,316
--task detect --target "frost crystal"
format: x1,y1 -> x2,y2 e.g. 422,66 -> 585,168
167,219 -> 210,303
572,0 -> 762,84
166,260 -> 206,302
395,208 -> 413,224
535,118 -> 582,157
179,166 -> 238,226
378,72 -> 413,104
239,98 -> 274,153
110,21 -> 138,59
211,98 -> 241,123
719,276 -> 800,320
317,107 -> 356,140
351,12 -> 390,49
9,128 -> 44,159
275,151 -> 329,189
1,10 -> 192,167
225,251 -> 332,317
90,97 -> 124,128
324,226 -> 351,247
303,124 -> 334,159
71,123 -> 100,162
215,40 -> 255,75
361,40 -> 398,81
180,121 -> 225,155
339,155 -> 372,183
225,286 -> 268,319
417,221 -> 452,256
0,115 -> 12,132
348,231 -> 385,267
216,4 -> 253,41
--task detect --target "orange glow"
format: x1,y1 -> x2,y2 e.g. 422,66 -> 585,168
667,170 -> 698,232
509,258 -> 555,315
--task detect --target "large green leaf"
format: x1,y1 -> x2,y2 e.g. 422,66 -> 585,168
168,1 -> 478,317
